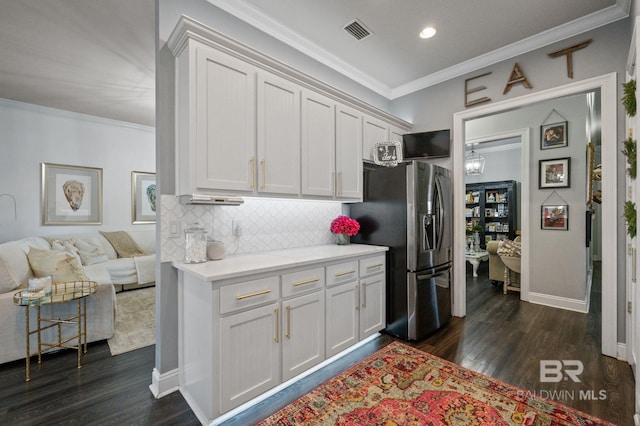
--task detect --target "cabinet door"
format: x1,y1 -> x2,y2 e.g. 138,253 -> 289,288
336,104 -> 363,200
282,292 -> 325,381
219,303 -> 281,413
325,281 -> 359,357
301,90 -> 335,197
359,274 -> 386,339
362,115 -> 389,161
389,126 -> 404,143
196,46 -> 256,192
257,72 -> 301,195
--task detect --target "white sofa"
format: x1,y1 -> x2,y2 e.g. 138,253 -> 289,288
0,230 -> 155,365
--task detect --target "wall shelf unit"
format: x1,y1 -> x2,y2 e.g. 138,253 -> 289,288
465,180 -> 517,249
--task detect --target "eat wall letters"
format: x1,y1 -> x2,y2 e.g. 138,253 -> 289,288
464,39 -> 593,108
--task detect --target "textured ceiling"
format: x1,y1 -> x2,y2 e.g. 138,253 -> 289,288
0,0 -> 629,127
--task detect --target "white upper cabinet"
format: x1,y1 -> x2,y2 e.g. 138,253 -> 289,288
169,17 -> 412,199
257,72 -> 301,195
335,104 -> 363,200
301,90 -> 335,197
301,92 -> 363,201
362,115 -> 390,161
195,45 -> 256,192
389,126 -> 405,143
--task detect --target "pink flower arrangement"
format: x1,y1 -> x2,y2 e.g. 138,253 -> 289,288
330,215 -> 360,236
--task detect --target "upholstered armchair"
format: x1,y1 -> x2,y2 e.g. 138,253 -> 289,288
486,236 -> 521,286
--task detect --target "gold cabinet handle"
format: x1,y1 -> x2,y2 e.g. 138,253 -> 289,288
332,171 -> 336,195
285,305 -> 291,339
335,270 -> 356,277
362,283 -> 367,308
260,159 -> 265,190
274,307 -> 279,343
366,263 -> 384,269
293,278 -> 319,287
338,171 -> 343,195
250,157 -> 255,189
236,289 -> 271,300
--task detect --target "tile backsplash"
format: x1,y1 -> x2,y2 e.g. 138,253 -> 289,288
161,195 -> 344,262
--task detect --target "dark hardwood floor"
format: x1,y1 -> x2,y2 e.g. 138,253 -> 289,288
0,261 -> 634,425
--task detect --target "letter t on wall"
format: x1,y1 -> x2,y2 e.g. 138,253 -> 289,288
548,39 -> 592,79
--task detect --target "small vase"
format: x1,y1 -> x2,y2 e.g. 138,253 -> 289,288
336,233 -> 350,245
473,232 -> 481,252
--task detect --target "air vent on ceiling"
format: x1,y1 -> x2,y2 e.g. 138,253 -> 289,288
343,19 -> 372,41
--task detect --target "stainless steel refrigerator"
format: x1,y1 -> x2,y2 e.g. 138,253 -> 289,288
350,160 -> 452,340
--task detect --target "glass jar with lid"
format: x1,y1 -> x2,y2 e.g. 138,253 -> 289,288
184,223 -> 208,263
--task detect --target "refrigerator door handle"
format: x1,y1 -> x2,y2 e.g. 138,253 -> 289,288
434,176 -> 445,251
416,263 -> 451,280
422,214 -> 432,251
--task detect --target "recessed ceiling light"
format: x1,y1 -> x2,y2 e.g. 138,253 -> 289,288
419,27 -> 436,39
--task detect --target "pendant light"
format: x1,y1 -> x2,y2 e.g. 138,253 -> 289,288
465,144 -> 485,175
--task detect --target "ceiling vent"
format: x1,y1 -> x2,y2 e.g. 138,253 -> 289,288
343,19 -> 372,41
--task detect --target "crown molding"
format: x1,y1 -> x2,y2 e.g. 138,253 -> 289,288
206,0 -> 629,100
391,2 -> 630,98
206,0 -> 392,98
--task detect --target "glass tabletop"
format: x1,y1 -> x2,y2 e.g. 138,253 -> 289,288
13,281 -> 97,306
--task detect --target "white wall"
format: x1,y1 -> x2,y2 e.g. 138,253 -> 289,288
391,18 -> 630,340
0,99 -> 155,243
466,94 -> 590,301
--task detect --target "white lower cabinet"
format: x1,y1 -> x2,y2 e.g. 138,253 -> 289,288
359,274 -> 385,339
219,302 -> 281,413
281,291 -> 325,381
325,254 -> 386,357
177,249 -> 386,423
325,280 -> 359,357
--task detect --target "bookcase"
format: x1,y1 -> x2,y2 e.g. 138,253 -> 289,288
465,180 -> 517,249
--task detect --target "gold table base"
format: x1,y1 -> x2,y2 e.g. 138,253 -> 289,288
14,281 -> 97,381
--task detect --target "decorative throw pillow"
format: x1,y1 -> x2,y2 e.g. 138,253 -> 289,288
497,238 -> 521,257
74,238 -> 109,265
99,231 -> 147,258
49,238 -> 82,264
26,246 -> 89,282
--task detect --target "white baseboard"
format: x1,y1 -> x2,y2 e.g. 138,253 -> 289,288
528,291 -> 589,313
618,342 -> 628,361
149,367 -> 180,399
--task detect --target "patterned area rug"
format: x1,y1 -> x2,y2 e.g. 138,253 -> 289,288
107,287 -> 155,356
258,341 -> 613,425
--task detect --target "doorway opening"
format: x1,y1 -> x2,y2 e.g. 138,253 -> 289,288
452,74 -> 617,357
464,131 -> 528,301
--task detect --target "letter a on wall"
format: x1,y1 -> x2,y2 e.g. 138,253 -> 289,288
503,62 -> 532,94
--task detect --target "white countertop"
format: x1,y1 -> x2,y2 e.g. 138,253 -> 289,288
172,244 -> 388,281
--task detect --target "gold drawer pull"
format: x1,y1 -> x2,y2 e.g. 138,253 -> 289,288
274,307 -> 279,343
285,305 -> 291,339
236,289 -> 271,300
293,278 -> 319,287
335,270 -> 356,277
366,263 -> 384,269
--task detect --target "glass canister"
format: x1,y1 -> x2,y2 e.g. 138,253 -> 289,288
184,223 -> 208,263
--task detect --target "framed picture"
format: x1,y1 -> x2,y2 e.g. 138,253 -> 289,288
41,162 -> 102,225
131,171 -> 156,224
539,157 -> 571,189
372,141 -> 402,167
541,204 -> 568,230
540,121 -> 568,149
